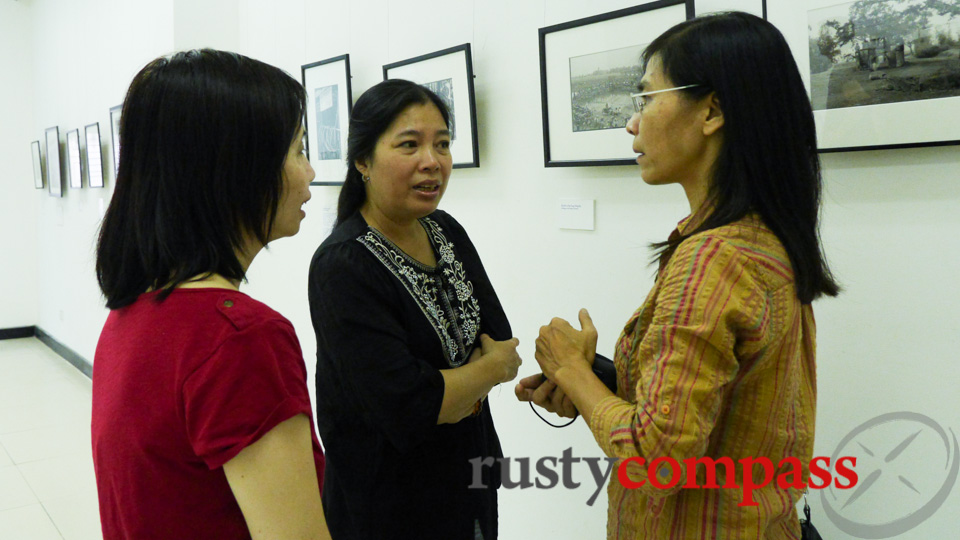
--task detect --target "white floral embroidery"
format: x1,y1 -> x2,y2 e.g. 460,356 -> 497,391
357,217 -> 481,367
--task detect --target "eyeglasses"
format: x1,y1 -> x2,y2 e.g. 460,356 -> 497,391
630,84 -> 701,114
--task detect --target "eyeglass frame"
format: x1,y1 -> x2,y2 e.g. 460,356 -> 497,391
630,84 -> 701,114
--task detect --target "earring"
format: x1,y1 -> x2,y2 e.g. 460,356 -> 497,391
362,175 -> 370,183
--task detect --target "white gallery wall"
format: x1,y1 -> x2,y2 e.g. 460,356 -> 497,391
3,0 -> 959,538
0,0 -> 38,328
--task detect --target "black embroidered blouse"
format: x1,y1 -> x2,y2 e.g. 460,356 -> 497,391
308,210 -> 510,540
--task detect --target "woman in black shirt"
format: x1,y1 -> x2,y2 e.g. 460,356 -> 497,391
308,79 -> 521,540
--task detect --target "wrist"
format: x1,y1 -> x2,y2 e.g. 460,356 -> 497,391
553,361 -> 594,390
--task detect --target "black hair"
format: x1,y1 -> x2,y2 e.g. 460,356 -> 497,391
96,49 -> 306,309
336,79 -> 450,226
643,11 -> 839,303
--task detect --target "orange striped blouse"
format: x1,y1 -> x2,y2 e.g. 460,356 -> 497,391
587,212 -> 816,540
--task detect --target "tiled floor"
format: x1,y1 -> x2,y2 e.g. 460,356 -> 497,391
0,338 -> 102,540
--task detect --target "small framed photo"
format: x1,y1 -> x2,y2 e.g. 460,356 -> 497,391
797,0 -> 960,152
85,122 -> 105,188
31,141 -> 44,189
692,0 -> 766,19
66,129 -> 83,189
109,104 -> 122,173
384,43 -> 480,169
302,54 -> 353,186
539,0 -> 693,167
45,126 -> 63,198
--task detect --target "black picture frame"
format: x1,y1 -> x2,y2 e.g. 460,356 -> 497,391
66,129 -> 83,189
383,43 -> 480,169
45,126 -> 63,198
85,122 -> 105,188
787,0 -> 960,153
302,54 -> 353,186
539,0 -> 694,167
31,140 -> 44,189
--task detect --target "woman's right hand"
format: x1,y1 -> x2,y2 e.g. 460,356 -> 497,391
478,334 -> 522,383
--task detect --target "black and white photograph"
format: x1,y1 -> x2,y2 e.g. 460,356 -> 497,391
384,43 -> 479,168
109,104 -> 122,173
45,126 -> 62,198
31,140 -> 44,189
569,44 -> 645,132
422,78 -> 457,140
302,54 -> 352,185
314,84 -> 342,160
801,0 -> 960,151
66,129 -> 83,189
539,0 -> 694,167
85,122 -> 104,188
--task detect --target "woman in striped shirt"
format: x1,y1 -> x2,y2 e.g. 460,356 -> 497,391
518,12 -> 840,539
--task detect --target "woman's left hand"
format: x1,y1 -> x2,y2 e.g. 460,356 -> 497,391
534,308 -> 598,380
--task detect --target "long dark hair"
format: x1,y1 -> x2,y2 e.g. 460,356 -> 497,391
96,49 -> 306,309
336,79 -> 450,226
645,12 -> 839,303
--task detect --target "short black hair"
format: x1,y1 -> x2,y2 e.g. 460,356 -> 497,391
96,49 -> 306,309
644,12 -> 839,303
335,79 -> 450,226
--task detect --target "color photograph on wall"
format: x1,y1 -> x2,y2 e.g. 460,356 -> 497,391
384,43 -> 480,168
302,54 -> 353,186
539,0 -> 694,166
85,122 -> 104,188
66,129 -> 83,189
31,140 -> 44,189
802,0 -> 960,151
45,126 -> 62,197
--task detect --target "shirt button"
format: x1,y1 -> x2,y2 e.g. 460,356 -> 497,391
660,404 -> 671,415
223,300 -> 234,308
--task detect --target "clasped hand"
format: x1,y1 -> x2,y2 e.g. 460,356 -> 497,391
515,309 -> 598,419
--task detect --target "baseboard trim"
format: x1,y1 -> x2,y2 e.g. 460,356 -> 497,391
34,327 -> 93,379
0,326 -> 36,340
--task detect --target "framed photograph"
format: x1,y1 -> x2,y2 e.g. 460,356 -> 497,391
803,0 -> 960,152
109,104 -> 122,173
31,141 -> 44,189
66,129 -> 83,189
85,122 -> 105,188
302,54 -> 352,186
383,43 -> 480,169
692,0 -> 765,19
539,0 -> 694,167
45,126 -> 63,197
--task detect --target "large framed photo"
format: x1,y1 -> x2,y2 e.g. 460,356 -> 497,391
302,54 -> 352,186
539,0 -> 694,167
85,122 -> 105,188
804,0 -> 960,152
692,0 -> 765,19
109,104 -> 122,173
383,43 -> 480,169
31,141 -> 44,189
66,129 -> 83,189
45,126 -> 63,198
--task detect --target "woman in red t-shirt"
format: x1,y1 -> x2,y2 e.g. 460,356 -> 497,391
92,49 -> 330,540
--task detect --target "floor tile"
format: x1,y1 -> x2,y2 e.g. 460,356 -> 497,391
0,465 -> 39,512
0,423 -> 91,465
0,443 -> 12,468
0,503 -> 64,540
43,494 -> 102,540
18,453 -> 97,503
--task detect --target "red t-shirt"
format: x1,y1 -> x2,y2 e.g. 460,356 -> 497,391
91,288 -> 325,539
